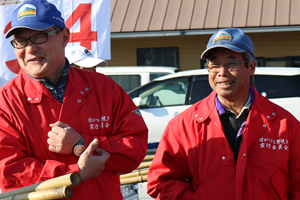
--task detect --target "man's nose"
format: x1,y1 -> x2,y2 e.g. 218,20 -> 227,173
25,40 -> 39,53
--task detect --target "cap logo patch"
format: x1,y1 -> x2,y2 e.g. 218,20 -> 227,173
213,31 -> 232,44
18,4 -> 36,20
84,49 -> 92,55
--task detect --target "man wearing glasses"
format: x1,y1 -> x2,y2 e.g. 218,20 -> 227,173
147,28 -> 300,199
0,0 -> 148,199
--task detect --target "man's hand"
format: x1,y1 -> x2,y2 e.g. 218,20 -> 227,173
47,121 -> 82,154
78,138 -> 110,182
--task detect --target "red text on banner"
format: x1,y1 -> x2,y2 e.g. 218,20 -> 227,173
65,3 -> 97,50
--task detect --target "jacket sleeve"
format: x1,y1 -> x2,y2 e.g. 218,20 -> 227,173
288,115 -> 300,199
147,122 -> 196,199
0,110 -> 79,192
84,82 -> 148,174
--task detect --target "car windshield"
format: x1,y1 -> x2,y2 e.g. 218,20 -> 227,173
254,75 -> 300,98
134,77 -> 189,108
150,73 -> 173,81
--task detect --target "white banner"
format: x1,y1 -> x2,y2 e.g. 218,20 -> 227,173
0,0 -> 110,87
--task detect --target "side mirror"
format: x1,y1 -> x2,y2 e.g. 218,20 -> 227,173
132,97 -> 143,107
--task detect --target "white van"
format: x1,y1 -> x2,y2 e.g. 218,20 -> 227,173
96,66 -> 178,92
129,67 -> 300,144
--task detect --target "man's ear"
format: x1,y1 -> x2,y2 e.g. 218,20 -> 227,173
249,61 -> 256,76
61,28 -> 70,47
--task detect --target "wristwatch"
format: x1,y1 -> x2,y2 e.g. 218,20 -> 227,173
73,136 -> 85,156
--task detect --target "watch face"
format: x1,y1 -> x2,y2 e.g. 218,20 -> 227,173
74,145 -> 85,156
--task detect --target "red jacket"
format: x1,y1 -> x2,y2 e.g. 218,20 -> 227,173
0,67 -> 148,199
147,86 -> 300,200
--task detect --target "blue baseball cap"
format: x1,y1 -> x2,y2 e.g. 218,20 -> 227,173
5,0 -> 66,39
201,28 -> 255,59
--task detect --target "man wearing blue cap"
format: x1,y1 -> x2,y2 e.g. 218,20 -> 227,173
147,28 -> 300,199
0,0 -> 148,199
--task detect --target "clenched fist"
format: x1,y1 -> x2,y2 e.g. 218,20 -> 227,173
47,121 -> 82,154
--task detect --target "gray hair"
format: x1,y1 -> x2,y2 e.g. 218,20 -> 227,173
242,52 -> 256,84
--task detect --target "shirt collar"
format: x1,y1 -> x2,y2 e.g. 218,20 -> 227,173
216,85 -> 255,117
28,59 -> 70,104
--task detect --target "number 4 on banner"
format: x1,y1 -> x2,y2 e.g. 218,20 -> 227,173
3,3 -> 97,74
65,3 -> 97,50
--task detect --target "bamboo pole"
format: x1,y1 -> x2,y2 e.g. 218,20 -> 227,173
119,155 -> 153,185
0,173 -> 80,199
120,169 -> 148,179
120,175 -> 148,185
0,186 -> 72,200
136,161 -> 152,170
143,155 -> 154,162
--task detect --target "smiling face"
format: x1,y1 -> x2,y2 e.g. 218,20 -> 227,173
13,27 -> 69,83
207,48 -> 255,105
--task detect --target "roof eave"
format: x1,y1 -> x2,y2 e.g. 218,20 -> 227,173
111,26 -> 300,39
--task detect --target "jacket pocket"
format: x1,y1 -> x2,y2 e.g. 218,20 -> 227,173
271,170 -> 288,200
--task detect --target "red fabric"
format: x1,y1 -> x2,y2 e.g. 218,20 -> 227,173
147,87 -> 300,200
0,67 -> 148,199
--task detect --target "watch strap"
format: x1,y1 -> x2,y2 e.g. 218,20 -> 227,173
73,136 -> 85,156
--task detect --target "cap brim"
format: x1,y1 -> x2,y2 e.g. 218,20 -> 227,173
74,57 -> 107,68
5,24 -> 55,39
200,45 -> 246,60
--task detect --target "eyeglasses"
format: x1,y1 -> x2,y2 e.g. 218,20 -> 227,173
11,29 -> 62,49
206,61 -> 245,73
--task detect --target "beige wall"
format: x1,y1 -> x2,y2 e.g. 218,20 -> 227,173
249,31 -> 300,57
108,31 -> 300,71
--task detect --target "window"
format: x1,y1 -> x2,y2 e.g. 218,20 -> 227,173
137,47 -> 179,67
254,75 -> 300,98
135,77 -> 189,108
150,73 -> 173,81
256,56 -> 300,67
107,75 -> 141,93
189,75 -> 212,104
